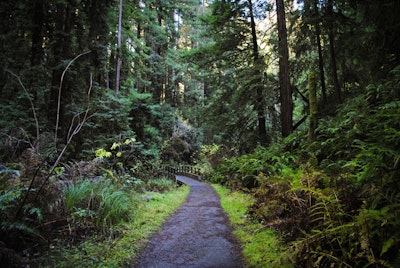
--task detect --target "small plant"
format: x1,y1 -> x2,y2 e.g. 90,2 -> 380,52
0,189 -> 42,243
97,184 -> 133,226
213,184 -> 292,268
63,179 -> 135,237
211,145 -> 296,189
146,177 -> 176,192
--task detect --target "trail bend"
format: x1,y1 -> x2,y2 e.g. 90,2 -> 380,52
132,175 -> 244,268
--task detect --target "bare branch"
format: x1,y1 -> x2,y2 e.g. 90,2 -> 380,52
55,50 -> 91,148
5,70 -> 40,150
35,73 -> 94,202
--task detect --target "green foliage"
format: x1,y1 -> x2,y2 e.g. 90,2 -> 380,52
211,65 -> 400,267
211,145 -> 295,189
63,179 -> 135,235
2,0 -> 400,266
0,189 -> 41,239
39,186 -> 190,267
197,144 -> 230,179
98,186 -> 132,227
161,121 -> 201,164
213,184 -> 292,268
146,177 -> 177,192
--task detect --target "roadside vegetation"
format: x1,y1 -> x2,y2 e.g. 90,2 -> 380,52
1,0 -> 400,267
205,74 -> 400,267
213,184 -> 292,268
38,184 -> 189,267
0,131 -> 192,266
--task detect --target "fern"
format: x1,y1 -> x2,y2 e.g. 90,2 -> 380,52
0,189 -> 41,237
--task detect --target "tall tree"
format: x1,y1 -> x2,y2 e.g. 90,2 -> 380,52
326,0 -> 342,103
276,0 -> 293,137
313,0 -> 327,104
115,0 -> 123,96
191,0 -> 273,151
49,0 -> 76,142
248,0 -> 268,145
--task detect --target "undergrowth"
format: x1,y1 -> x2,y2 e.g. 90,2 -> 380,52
207,67 -> 400,267
212,184 -> 292,268
39,185 -> 189,267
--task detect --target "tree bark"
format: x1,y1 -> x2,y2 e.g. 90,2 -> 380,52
314,0 -> 327,104
327,0 -> 342,103
49,2 -> 74,141
248,0 -> 268,146
276,0 -> 293,137
30,1 -> 44,66
115,0 -> 123,97
308,72 -> 318,143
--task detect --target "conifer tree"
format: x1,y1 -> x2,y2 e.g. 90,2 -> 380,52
276,0 -> 293,137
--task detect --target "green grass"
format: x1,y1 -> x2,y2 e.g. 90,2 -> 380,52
212,184 -> 292,268
41,185 -> 190,267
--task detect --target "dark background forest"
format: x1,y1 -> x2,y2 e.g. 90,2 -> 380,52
1,0 -> 400,267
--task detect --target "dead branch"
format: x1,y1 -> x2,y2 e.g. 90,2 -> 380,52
54,50 -> 90,148
34,73 -> 93,202
5,70 -> 40,150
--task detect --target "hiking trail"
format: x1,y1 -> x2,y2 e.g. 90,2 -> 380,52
131,175 -> 245,268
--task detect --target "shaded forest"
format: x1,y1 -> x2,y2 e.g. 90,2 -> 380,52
1,0 -> 399,267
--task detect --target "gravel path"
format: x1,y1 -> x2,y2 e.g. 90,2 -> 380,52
131,175 -> 245,268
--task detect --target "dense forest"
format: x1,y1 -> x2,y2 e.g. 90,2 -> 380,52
1,0 -> 399,267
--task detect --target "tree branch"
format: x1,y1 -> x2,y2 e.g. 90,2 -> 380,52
34,73 -> 93,202
5,70 -> 40,150
55,51 -> 90,148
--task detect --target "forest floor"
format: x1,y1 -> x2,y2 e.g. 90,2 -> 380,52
131,175 -> 245,268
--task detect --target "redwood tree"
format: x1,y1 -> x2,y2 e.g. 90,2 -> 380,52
276,0 -> 293,137
248,0 -> 268,145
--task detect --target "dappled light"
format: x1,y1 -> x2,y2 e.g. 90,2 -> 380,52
1,0 -> 400,267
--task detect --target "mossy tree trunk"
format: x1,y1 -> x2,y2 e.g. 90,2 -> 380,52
308,72 -> 318,144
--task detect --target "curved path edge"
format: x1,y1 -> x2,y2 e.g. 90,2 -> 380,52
131,175 -> 245,268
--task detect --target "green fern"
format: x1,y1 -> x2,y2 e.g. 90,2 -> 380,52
0,189 -> 41,237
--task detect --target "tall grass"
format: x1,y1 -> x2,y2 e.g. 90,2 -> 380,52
145,177 -> 176,192
41,185 -> 190,267
64,180 -> 95,212
63,179 -> 134,231
98,185 -> 132,226
212,184 -> 292,268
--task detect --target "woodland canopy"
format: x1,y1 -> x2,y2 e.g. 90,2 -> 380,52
1,0 -> 399,267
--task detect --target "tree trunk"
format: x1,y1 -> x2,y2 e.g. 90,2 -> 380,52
115,0 -> 123,97
308,72 -> 318,143
30,1 -> 44,66
276,0 -> 293,137
49,2 -> 74,142
327,0 -> 342,103
248,0 -> 268,146
314,1 -> 327,104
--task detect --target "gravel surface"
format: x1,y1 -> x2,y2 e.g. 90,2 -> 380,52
131,175 -> 245,268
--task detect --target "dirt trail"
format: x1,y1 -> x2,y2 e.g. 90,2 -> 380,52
131,175 -> 245,268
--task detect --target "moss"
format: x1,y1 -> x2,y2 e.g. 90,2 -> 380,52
40,185 -> 190,267
212,184 -> 292,268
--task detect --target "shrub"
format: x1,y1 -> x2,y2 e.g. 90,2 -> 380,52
0,188 -> 42,250
146,177 -> 177,192
211,145 -> 296,189
63,179 -> 135,237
